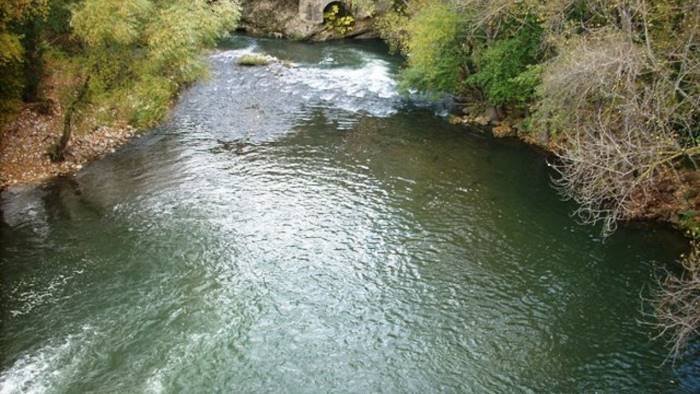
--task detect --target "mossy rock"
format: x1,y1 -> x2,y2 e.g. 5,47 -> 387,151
237,54 -> 273,67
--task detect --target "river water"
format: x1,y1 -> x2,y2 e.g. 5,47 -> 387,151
1,36 -> 698,392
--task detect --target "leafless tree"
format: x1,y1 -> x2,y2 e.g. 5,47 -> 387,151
655,243 -> 700,360
534,1 -> 700,357
539,18 -> 699,235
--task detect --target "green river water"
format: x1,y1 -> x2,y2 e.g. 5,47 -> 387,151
1,36 -> 698,392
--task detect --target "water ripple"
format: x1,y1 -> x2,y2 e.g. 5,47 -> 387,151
0,36 -> 694,393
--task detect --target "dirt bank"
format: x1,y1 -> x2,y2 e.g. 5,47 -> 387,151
0,101 -> 136,189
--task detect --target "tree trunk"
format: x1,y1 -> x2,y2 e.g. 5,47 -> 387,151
52,76 -> 90,162
21,18 -> 43,103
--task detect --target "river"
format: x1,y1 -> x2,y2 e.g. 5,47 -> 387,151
1,36 -> 698,392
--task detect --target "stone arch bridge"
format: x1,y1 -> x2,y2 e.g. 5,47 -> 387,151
299,0 -> 349,24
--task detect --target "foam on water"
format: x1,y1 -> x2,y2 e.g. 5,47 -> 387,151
0,326 -> 95,394
209,45 -> 258,61
283,57 -> 399,116
7,273 -> 78,318
170,43 -> 403,141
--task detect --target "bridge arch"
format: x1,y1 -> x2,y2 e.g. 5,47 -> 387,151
299,0 -> 349,24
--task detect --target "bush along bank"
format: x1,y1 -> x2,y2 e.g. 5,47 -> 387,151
0,0 -> 240,187
376,0 -> 699,358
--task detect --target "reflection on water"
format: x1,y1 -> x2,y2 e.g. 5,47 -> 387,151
1,36 -> 698,392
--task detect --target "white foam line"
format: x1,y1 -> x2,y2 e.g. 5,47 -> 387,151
0,326 -> 96,394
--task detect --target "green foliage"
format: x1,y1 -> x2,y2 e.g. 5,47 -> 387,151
71,0 -> 152,47
467,21 -> 543,106
128,75 -> 176,128
375,11 -> 406,54
375,0 -> 427,54
399,2 -> 466,94
381,1 -> 544,104
0,32 -> 24,65
0,0 -> 49,120
0,60 -> 24,124
145,1 -> 238,83
324,4 -> 355,35
43,0 -> 77,37
350,0 -> 385,17
64,0 -> 240,131
680,211 -> 700,240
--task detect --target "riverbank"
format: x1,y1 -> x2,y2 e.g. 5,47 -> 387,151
449,112 -> 700,239
0,0 -> 240,189
0,98 -> 136,189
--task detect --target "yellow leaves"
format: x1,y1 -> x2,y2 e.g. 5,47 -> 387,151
396,2 -> 466,93
145,0 -> 239,79
0,0 -> 48,79
57,0 -> 240,134
0,32 -> 24,65
0,0 -> 48,28
0,0 -> 49,118
71,0 -> 154,47
324,3 -> 355,35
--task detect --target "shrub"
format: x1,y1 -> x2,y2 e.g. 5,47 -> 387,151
128,76 -> 176,128
324,3 -> 355,35
0,0 -> 50,121
656,243 -> 700,360
50,0 -> 240,160
540,28 -> 699,235
398,2 -> 467,94
467,20 -> 544,107
0,60 -> 24,124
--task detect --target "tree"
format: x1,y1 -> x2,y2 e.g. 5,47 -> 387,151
0,0 -> 48,121
656,242 -> 700,360
536,1 -> 700,235
379,0 -> 699,356
50,0 -> 240,161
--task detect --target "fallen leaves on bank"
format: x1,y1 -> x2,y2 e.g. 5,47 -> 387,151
0,103 -> 136,189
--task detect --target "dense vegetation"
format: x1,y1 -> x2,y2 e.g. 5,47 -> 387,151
0,0 -> 239,159
377,0 -> 699,358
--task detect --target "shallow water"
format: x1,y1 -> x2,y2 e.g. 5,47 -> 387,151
1,36 -> 698,392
